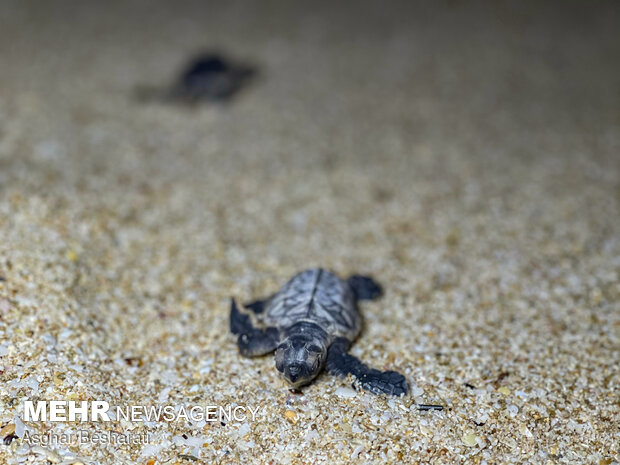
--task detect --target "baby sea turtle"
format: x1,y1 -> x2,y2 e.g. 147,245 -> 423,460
230,268 -> 408,396
136,52 -> 256,104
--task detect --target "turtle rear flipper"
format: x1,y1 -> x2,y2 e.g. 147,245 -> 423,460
133,85 -> 169,103
244,298 -> 267,314
326,337 -> 408,397
230,299 -> 279,357
347,275 -> 383,300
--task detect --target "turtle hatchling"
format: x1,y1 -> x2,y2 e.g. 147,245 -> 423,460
135,52 -> 255,104
230,268 -> 408,396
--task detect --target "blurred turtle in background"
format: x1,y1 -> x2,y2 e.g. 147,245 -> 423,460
136,52 -> 256,104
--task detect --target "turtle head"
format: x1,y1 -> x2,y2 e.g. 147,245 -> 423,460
275,323 -> 328,388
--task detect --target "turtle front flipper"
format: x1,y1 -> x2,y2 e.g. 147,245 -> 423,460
347,275 -> 383,301
326,338 -> 408,397
230,299 -> 280,357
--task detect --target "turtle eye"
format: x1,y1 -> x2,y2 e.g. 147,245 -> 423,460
307,345 -> 321,353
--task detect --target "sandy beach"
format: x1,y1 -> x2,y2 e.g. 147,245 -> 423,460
0,1 -> 618,463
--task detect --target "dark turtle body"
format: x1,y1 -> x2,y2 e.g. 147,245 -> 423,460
171,53 -> 255,102
135,52 -> 256,104
230,268 -> 408,396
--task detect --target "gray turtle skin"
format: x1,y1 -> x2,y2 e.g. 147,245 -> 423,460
230,268 -> 408,396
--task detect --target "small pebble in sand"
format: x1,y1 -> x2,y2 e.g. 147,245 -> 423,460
284,410 -> 297,424
335,387 -> 358,398
462,433 -> 479,447
351,445 -> 365,458
1,423 -> 16,445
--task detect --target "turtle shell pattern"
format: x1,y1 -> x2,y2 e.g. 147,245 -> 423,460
263,268 -> 361,340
